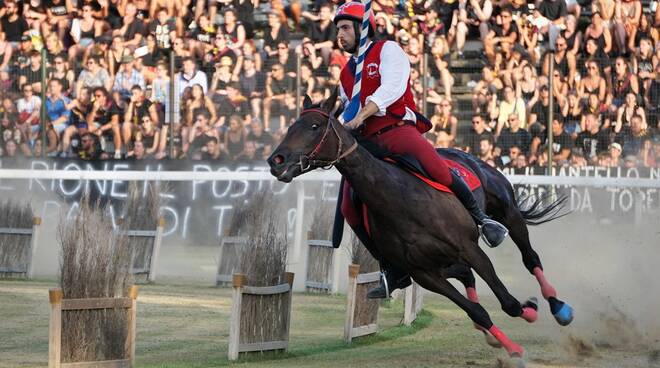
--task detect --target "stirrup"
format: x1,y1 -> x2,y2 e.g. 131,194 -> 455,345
479,218 -> 509,248
380,271 -> 390,299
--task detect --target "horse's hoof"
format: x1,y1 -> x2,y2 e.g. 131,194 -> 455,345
505,344 -> 525,358
552,301 -> 574,326
482,331 -> 502,348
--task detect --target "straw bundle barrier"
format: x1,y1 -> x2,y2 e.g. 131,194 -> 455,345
0,200 -> 33,272
308,200 -> 334,240
58,195 -> 132,363
236,191 -> 290,346
123,183 -> 162,273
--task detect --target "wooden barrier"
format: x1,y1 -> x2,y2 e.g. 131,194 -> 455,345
344,264 -> 380,342
228,272 -> 294,360
0,217 -> 41,279
48,286 -> 138,368
215,235 -> 247,286
305,231 -> 334,292
403,281 -> 424,326
118,218 -> 164,283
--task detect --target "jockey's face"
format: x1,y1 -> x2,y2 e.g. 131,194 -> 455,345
337,19 -> 357,54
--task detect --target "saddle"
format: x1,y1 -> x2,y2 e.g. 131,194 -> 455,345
331,147 -> 482,247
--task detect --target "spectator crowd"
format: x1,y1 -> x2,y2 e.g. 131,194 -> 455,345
0,0 -> 658,168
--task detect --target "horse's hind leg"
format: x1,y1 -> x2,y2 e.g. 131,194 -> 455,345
462,246 -> 538,324
501,207 -> 574,326
412,269 -> 524,358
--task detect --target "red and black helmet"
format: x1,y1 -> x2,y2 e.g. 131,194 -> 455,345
333,2 -> 376,37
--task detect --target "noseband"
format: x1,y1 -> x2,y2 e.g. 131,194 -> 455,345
297,108 -> 358,171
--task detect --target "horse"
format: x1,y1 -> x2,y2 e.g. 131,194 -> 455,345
267,89 -> 573,357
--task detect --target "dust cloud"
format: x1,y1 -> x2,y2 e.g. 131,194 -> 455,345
481,188 -> 660,354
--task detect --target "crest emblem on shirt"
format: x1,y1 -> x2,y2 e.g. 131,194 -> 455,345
366,63 -> 379,78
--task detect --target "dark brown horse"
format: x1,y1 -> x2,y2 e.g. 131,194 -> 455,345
268,90 -> 572,357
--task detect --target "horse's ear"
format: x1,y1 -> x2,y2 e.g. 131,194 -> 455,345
321,87 -> 339,113
333,101 -> 344,119
302,95 -> 313,110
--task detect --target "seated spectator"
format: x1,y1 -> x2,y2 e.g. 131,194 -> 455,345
578,60 -> 607,104
576,113 -> 611,162
430,99 -> 458,142
49,55 -> 75,97
616,114 -> 647,157
76,56 -> 112,98
531,117 -> 573,165
186,110 -> 219,158
296,37 -> 323,71
615,92 -> 646,133
518,64 -> 539,108
223,114 -> 246,160
264,62 -> 295,131
16,84 -> 40,140
148,7 -> 177,53
122,84 -> 159,148
464,114 -> 494,155
496,86 -> 526,136
542,36 -> 576,87
219,7 -> 246,52
613,0 -> 641,55
112,3 -> 146,50
0,1 -> 29,47
456,0 -> 493,57
428,36 -> 453,101
19,50 -> 43,93
531,0 -> 567,50
528,85 -> 561,126
0,28 -> 13,73
561,15 -> 581,57
497,113 -> 531,155
45,78 -> 72,138
112,55 -> 146,101
561,91 -> 582,138
126,139 -> 148,160
186,83 -> 216,129
303,3 -> 335,66
187,14 -> 216,61
435,131 -> 453,148
247,118 -> 274,159
483,7 -> 518,66
609,57 -> 639,111
373,11 -> 396,42
205,33 -> 238,78
264,11 -> 288,59
471,65 -> 503,113
607,142 -> 623,166
518,14 -> 540,64
61,87 -> 91,157
136,115 -> 162,158
638,138 -> 656,168
87,87 -> 122,158
174,57 -> 207,116
238,54 -> 265,122
632,37 -> 654,100
235,139 -> 259,162
77,132 -> 108,161
191,136 -> 222,160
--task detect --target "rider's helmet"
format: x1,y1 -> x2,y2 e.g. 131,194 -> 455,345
333,2 -> 376,38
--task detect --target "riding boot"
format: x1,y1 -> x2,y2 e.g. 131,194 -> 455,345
351,223 -> 411,299
366,261 -> 412,299
449,170 -> 509,248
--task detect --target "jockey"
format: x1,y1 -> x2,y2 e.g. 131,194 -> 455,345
333,2 -> 509,298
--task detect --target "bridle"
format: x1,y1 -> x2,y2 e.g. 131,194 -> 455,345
296,108 -> 358,172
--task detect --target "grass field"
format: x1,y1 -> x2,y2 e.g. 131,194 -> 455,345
1,278 -> 659,368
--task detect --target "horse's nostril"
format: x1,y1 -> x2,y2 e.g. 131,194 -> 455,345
273,155 -> 284,165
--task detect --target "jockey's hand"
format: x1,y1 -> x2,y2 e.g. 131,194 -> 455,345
345,117 -> 364,130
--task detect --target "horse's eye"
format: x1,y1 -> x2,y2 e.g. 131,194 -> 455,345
311,124 -> 319,130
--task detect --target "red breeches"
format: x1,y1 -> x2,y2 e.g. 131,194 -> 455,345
340,124 -> 453,227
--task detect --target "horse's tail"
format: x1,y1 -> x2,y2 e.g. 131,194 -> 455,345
516,193 -> 570,226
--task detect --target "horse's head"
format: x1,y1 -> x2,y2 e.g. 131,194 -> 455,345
268,88 -> 356,182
